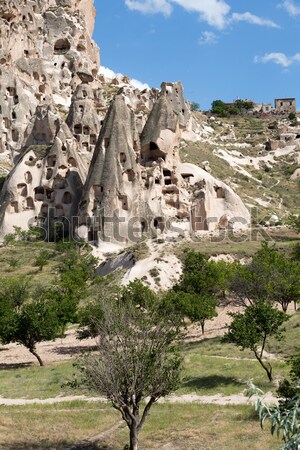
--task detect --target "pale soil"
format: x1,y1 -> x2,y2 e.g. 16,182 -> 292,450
0,392 -> 277,407
0,304 -> 240,366
0,304 -> 289,408
0,328 -> 97,366
0,300 -> 286,366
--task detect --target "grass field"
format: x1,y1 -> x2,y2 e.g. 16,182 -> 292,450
2,314 -> 299,401
0,402 -> 283,450
0,241 -> 60,287
0,232 -> 299,449
172,227 -> 300,259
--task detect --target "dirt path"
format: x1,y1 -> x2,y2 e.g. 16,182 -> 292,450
0,391 -> 277,407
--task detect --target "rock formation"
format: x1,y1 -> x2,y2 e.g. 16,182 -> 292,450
0,0 -> 99,161
0,0 -> 251,244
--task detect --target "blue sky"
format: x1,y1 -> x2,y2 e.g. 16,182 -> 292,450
94,0 -> 300,110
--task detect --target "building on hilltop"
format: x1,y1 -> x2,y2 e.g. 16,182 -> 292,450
261,104 -> 273,114
274,98 -> 296,114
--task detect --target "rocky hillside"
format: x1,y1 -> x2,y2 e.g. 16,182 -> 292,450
0,0 -> 251,248
181,114 -> 300,225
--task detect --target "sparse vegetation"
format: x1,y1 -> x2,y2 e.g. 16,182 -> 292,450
223,302 -> 289,381
0,237 -> 298,448
75,281 -> 183,450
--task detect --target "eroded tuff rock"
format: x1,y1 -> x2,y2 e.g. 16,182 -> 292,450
0,0 -> 250,243
77,82 -> 250,243
0,106 -> 88,235
0,0 -> 99,161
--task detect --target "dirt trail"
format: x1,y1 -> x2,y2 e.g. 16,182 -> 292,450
0,391 -> 277,407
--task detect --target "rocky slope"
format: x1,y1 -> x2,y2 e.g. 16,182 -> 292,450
180,115 -> 300,225
0,0 -> 250,246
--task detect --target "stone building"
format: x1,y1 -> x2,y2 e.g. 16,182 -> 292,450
274,98 -> 296,114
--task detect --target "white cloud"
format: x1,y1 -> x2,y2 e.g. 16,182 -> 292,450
231,12 -> 280,28
125,0 -> 230,28
171,0 -> 230,29
99,66 -> 150,90
281,0 -> 300,16
99,66 -> 122,79
125,0 -> 172,15
130,78 -> 151,90
254,52 -> 300,67
124,1 -> 280,30
198,31 -> 218,45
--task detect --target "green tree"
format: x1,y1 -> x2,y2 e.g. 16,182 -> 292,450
161,290 -> 216,334
0,279 -> 60,366
75,283 -> 183,450
190,101 -> 200,111
235,99 -> 254,111
50,247 -> 99,336
288,214 -> 300,234
11,298 -> 60,366
277,351 -> 300,403
0,277 -> 30,308
6,257 -> 20,270
168,250 -> 218,333
211,99 -> 228,117
289,112 -> 297,121
34,250 -> 50,271
230,242 -> 300,312
223,302 -> 289,381
3,233 -> 16,246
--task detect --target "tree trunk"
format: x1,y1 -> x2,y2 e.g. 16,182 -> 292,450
254,352 -> 272,382
29,347 -> 44,366
129,425 -> 139,450
201,322 -> 205,335
282,302 -> 288,313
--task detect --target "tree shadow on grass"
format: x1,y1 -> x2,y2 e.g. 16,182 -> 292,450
53,345 -> 98,356
0,442 -> 114,450
0,362 -> 32,370
182,374 -> 243,391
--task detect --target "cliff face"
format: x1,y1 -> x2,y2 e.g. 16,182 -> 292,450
0,0 -> 99,160
0,0 -> 250,243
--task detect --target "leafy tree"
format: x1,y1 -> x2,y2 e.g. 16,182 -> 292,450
223,302 -> 289,381
3,233 -> 16,246
0,279 -> 59,366
0,277 -> 30,308
6,257 -> 20,270
169,250 -> 218,333
288,214 -> 300,234
235,99 -> 254,111
211,259 -> 236,299
230,242 -> 300,312
161,290 -> 216,334
277,351 -> 300,403
291,243 -> 300,262
34,250 -> 50,271
175,250 -> 217,295
10,298 -> 60,366
75,283 -> 183,450
49,247 -> 99,336
120,279 -> 157,308
228,106 -> 239,115
190,101 -> 200,111
211,99 -> 228,117
247,382 -> 300,450
289,112 -> 297,121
